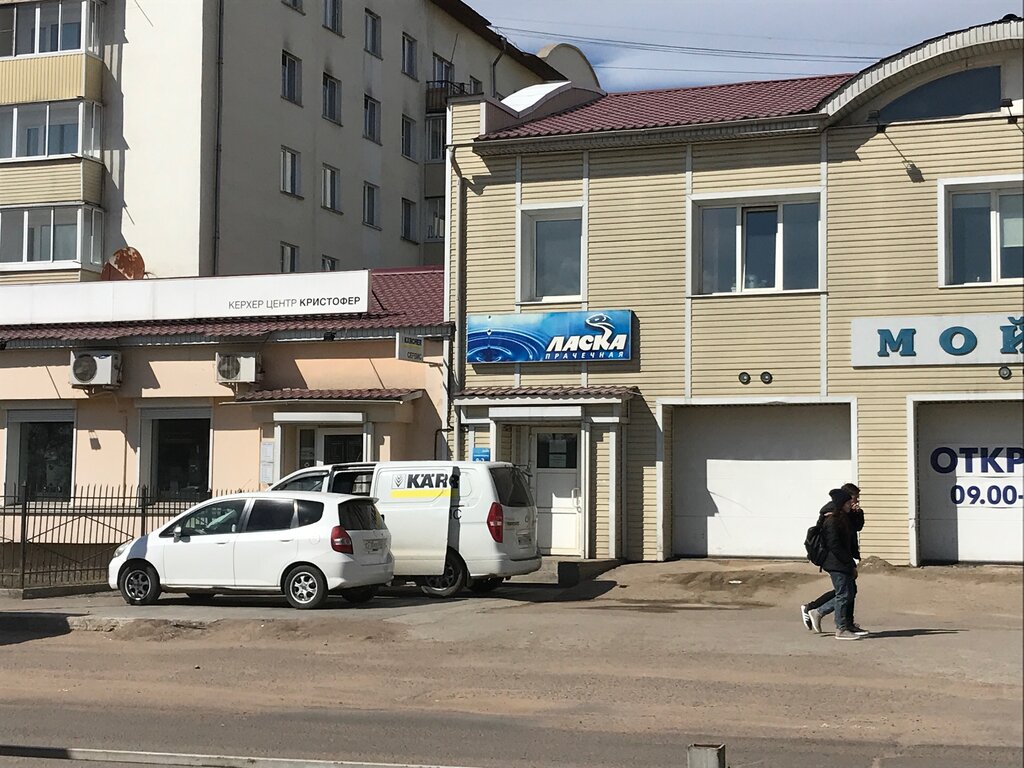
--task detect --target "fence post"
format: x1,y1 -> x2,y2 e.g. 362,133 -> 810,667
139,485 -> 148,536
18,483 -> 28,591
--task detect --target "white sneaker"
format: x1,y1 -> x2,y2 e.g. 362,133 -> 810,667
808,608 -> 823,634
800,604 -> 812,631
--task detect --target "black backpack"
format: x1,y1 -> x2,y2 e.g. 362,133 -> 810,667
804,521 -> 828,567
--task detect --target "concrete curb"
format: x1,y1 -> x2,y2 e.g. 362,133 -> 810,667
0,744 -> 481,768
557,558 -> 621,588
0,584 -> 112,600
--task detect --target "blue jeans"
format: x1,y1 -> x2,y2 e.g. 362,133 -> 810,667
828,570 -> 857,631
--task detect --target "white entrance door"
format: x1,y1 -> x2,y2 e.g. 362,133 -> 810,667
531,430 -> 581,556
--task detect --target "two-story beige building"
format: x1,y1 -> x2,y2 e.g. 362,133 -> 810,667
446,17 -> 1024,565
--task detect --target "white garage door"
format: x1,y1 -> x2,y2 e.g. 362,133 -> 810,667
672,404 -> 853,557
917,401 -> 1023,564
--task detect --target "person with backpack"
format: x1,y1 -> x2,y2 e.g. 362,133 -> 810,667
819,487 -> 870,640
801,483 -> 867,636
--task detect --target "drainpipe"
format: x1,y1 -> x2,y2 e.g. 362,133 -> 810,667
490,35 -> 507,99
453,175 -> 467,460
211,0 -> 225,275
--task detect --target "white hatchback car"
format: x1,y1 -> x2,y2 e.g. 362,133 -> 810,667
108,492 -> 393,609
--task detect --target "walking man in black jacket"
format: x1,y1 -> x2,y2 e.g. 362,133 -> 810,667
822,487 -> 870,640
801,483 -> 864,633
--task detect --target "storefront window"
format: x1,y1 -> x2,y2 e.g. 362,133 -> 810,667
19,421 -> 73,501
298,428 -> 316,469
152,419 -> 210,500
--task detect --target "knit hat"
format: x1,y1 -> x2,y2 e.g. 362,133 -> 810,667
829,488 -> 853,508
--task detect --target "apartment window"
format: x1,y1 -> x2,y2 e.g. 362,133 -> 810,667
401,34 -> 417,78
321,255 -> 338,271
425,115 -> 444,162
695,198 -> 820,294
280,147 -> 300,195
401,115 -> 415,159
152,419 -> 210,501
363,95 -> 380,142
18,420 -> 73,501
469,76 -> 483,95
362,182 -> 379,227
432,53 -> 453,82
281,243 -> 299,273
322,73 -> 341,123
282,0 -> 302,11
0,0 -> 92,58
401,198 -> 416,242
323,0 -> 341,33
943,183 -> 1023,285
322,164 -> 340,211
425,197 -> 444,241
282,51 -> 302,104
364,9 -> 380,57
0,205 -> 103,267
521,208 -> 583,301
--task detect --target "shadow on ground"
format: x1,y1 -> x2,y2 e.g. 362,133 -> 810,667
0,612 -> 77,645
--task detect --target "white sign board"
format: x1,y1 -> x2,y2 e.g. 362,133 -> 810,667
0,270 -> 370,326
396,334 -> 425,363
851,313 -> 1023,367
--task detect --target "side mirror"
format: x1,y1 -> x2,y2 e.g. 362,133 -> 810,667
173,525 -> 183,542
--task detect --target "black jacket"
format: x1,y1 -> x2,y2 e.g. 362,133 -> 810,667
817,501 -> 864,561
822,512 -> 858,573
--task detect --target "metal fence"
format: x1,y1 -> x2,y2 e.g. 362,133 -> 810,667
0,485 -> 245,590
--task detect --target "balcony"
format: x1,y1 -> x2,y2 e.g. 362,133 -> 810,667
0,52 -> 103,106
425,80 -> 474,113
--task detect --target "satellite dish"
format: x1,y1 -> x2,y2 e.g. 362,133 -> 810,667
101,247 -> 146,281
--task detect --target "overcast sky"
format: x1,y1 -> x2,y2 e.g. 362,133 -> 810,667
467,0 -> 1017,92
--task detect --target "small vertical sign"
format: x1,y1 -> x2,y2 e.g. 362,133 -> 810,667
259,439 -> 276,485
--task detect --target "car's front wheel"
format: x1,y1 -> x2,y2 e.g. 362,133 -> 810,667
339,584 -> 379,604
119,562 -> 161,606
284,565 -> 328,610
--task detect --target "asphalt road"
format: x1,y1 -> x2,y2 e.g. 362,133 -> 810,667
1,560 -> 1020,768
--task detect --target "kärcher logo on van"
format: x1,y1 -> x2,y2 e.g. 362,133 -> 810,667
545,313 -> 629,361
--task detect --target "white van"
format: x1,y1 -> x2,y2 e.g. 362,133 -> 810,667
271,462 -> 541,597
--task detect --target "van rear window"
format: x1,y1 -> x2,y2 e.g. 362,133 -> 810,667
330,471 -> 373,496
489,466 -> 534,507
338,499 -> 385,531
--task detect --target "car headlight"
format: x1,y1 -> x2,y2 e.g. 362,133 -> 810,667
113,540 -> 132,558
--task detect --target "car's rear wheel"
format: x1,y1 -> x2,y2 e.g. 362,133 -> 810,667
284,565 -> 328,610
119,562 -> 161,606
468,577 -> 502,594
417,550 -> 467,599
339,584 -> 379,604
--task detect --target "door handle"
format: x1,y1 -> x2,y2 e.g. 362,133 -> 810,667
216,541 -> 229,545
571,488 -> 581,510
279,538 -> 294,543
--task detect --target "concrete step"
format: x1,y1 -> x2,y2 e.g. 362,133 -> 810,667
510,557 -> 621,588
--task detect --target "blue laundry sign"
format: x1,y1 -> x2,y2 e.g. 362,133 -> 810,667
467,310 -> 633,364
472,447 -> 491,462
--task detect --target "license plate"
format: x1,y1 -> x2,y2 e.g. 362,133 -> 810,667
518,533 -> 532,546
365,539 -> 383,553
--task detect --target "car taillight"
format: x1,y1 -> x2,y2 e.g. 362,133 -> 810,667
330,525 -> 353,554
486,502 -> 503,543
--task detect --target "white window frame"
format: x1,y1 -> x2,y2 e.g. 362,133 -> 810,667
363,95 -> 380,143
280,242 -> 299,273
937,174 -> 1024,288
424,196 -> 443,241
280,147 -> 300,196
400,114 -> 415,160
401,33 -> 417,78
518,202 -> 585,304
322,73 -> 341,124
401,198 -> 417,242
3,408 -> 77,499
0,203 -> 102,271
321,255 -> 338,272
425,115 -> 444,163
362,182 -> 379,228
364,9 -> 381,57
323,0 -> 341,33
322,164 -> 340,212
432,53 -> 453,82
0,100 -> 100,161
281,50 -> 302,104
1,1 -> 92,58
688,187 -> 825,297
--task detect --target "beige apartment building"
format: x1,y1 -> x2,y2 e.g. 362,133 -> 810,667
0,0 -> 596,283
446,17 -> 1024,565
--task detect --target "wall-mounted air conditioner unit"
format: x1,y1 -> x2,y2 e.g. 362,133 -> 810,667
216,352 -> 261,384
70,351 -> 122,388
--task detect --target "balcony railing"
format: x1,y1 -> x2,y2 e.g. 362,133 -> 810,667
426,80 -> 475,113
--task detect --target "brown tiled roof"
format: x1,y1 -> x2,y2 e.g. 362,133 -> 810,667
480,74 -> 853,141
0,266 -> 448,344
456,385 -> 640,400
235,388 -> 421,403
